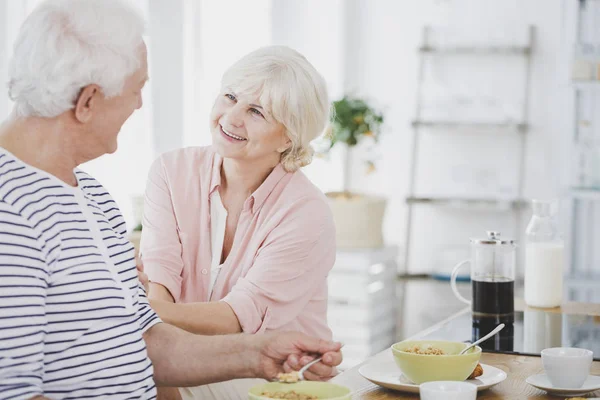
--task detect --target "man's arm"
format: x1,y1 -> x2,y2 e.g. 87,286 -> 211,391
142,322 -> 342,387
0,202 -> 48,400
143,323 -> 254,386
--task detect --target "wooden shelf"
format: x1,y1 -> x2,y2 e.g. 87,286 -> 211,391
412,120 -> 527,133
419,45 -> 531,55
572,81 -> 600,90
406,196 -> 527,210
570,188 -> 600,201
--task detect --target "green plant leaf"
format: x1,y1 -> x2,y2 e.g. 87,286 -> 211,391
328,96 -> 384,149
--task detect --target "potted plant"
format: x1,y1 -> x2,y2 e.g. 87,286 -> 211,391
324,96 -> 387,249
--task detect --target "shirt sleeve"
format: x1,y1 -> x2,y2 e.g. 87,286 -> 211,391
135,284 -> 162,333
0,202 -> 48,400
222,198 -> 336,334
140,157 -> 185,302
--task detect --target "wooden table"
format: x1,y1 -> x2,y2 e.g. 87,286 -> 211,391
331,302 -> 600,399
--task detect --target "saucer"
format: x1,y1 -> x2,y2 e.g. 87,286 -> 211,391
526,374 -> 600,397
358,357 -> 506,394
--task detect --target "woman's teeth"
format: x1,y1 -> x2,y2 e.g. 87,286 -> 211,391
222,127 -> 246,141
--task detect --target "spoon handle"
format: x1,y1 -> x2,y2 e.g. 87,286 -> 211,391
298,357 -> 323,380
460,323 -> 505,355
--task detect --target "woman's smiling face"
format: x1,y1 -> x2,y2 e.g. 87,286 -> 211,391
210,89 -> 289,164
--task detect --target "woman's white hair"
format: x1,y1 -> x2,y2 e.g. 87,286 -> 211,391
8,0 -> 145,118
221,46 -> 331,172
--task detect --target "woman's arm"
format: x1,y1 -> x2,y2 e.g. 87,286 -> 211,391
222,198 -> 335,336
149,198 -> 334,338
150,282 -> 175,302
141,156 -> 186,302
148,279 -> 241,334
150,298 -> 242,335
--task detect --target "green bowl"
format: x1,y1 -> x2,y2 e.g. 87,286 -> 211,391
248,381 -> 351,400
391,340 -> 482,384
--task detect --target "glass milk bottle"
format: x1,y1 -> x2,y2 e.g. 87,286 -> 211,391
524,200 -> 564,308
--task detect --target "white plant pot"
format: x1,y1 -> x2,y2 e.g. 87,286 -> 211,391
326,192 -> 387,249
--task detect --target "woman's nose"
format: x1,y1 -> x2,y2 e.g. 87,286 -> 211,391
225,104 -> 245,128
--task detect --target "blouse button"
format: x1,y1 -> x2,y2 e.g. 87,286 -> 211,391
201,269 -> 208,275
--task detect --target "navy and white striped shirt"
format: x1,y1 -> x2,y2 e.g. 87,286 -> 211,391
0,148 -> 161,399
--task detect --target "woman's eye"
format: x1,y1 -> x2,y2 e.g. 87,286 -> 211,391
225,93 -> 236,101
250,108 -> 264,118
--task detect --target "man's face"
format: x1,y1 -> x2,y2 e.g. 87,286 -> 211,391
86,42 -> 149,155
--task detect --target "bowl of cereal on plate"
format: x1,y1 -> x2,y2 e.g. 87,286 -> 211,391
391,340 -> 482,384
248,381 -> 351,400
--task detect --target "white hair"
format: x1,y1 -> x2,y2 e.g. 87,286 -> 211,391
8,0 -> 145,118
221,46 -> 331,172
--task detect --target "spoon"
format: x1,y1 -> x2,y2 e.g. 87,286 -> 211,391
298,356 -> 323,380
277,357 -> 323,382
459,323 -> 505,355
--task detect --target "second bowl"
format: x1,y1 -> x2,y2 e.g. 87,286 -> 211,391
391,340 -> 482,384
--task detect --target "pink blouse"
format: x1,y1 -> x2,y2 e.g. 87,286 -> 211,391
140,146 -> 335,340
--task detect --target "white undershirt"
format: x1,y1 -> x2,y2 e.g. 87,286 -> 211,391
208,190 -> 227,298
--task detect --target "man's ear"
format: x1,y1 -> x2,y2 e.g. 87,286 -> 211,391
74,84 -> 101,123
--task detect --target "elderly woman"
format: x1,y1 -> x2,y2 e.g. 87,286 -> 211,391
142,46 -> 335,346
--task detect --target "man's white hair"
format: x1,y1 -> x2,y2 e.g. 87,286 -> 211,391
8,0 -> 145,118
221,46 -> 331,172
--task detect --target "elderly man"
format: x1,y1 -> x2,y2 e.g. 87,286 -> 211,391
0,0 -> 341,399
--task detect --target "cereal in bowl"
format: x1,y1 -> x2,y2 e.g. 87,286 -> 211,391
403,345 -> 445,355
261,391 -> 318,400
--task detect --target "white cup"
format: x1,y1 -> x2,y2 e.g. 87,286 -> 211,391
420,381 -> 477,400
541,347 -> 593,388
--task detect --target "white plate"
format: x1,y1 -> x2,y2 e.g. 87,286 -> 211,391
526,374 -> 600,397
358,357 -> 507,394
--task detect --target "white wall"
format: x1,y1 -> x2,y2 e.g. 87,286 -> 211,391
0,0 -> 32,119
275,0 -> 567,275
184,0 -> 272,148
147,0 -> 184,155
354,0 -> 566,275
270,0 -> 348,193
365,0 -> 567,275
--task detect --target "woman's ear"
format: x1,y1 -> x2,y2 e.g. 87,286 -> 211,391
74,84 -> 101,123
277,136 -> 292,153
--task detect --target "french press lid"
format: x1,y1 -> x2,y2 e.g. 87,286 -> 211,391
470,231 -> 516,246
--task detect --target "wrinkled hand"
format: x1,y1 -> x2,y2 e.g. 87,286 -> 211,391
283,352 -> 341,381
136,258 -> 149,294
254,331 -> 342,381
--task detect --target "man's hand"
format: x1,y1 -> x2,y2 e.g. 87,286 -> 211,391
284,352 -> 341,381
144,323 -> 342,387
252,332 -> 342,381
136,258 -> 149,293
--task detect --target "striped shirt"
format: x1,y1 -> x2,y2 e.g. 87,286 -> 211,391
0,148 -> 161,399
